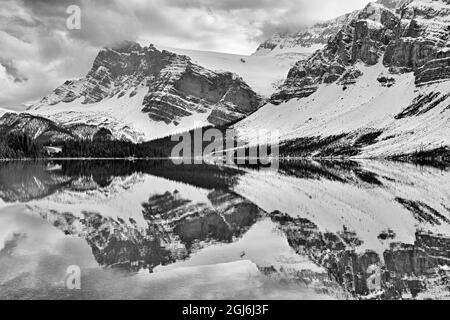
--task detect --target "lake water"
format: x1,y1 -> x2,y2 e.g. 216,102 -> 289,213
0,160 -> 449,300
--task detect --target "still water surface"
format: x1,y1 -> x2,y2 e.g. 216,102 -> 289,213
0,160 -> 449,300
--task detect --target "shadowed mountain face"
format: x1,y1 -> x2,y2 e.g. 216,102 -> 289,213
0,160 -> 450,299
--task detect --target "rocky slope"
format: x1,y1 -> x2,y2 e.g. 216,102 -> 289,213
28,42 -> 262,142
236,0 -> 450,158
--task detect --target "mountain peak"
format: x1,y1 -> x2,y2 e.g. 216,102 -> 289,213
109,40 -> 142,52
29,44 -> 262,142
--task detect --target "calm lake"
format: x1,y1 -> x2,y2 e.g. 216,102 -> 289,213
0,160 -> 449,300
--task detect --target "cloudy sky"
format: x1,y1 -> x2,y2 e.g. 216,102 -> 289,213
0,0 -> 372,110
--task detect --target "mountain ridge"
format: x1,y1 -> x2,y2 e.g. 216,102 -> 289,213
25,42 -> 262,142
0,0 -> 449,159
252,0 -> 408,57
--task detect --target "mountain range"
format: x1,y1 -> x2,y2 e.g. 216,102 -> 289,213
0,0 -> 449,158
237,0 -> 450,158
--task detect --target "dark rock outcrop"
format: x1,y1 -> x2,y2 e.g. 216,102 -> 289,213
415,52 -> 450,85
395,91 -> 450,119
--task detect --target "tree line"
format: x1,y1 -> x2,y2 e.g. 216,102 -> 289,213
0,132 -> 45,159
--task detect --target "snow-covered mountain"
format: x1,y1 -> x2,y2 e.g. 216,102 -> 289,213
253,0 -> 408,59
1,0 -> 448,159
236,0 -> 450,158
253,11 -> 358,58
24,42 -> 262,142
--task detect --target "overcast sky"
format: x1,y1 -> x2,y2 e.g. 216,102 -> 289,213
0,0 -> 372,110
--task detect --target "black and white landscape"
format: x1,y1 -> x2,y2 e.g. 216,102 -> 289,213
0,0 -> 450,300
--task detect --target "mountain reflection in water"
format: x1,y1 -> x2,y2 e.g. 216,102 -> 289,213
0,160 -> 449,300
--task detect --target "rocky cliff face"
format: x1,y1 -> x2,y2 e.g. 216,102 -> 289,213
271,3 -> 400,103
271,0 -> 450,104
253,0 -> 408,61
30,42 -> 261,141
387,0 -> 450,86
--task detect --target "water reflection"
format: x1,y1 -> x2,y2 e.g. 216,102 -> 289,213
0,160 -> 449,299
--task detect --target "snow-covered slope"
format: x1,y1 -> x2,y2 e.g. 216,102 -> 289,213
235,0 -> 450,158
161,46 -> 305,97
236,61 -> 450,157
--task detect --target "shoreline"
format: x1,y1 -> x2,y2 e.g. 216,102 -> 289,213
0,155 -> 449,161
0,156 -> 448,168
